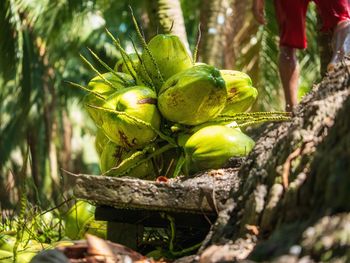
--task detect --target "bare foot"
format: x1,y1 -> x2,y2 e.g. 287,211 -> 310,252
328,20 -> 350,72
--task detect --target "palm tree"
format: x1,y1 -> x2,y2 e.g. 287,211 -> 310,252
146,0 -> 190,49
197,0 -> 233,67
0,0 -> 147,208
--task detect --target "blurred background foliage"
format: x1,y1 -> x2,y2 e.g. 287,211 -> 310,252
0,0 -> 321,209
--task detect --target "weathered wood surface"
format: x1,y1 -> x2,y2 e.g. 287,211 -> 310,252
69,167 -> 241,215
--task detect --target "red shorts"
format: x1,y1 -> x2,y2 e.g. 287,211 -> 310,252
274,0 -> 350,49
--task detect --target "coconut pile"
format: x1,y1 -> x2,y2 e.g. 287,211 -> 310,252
73,24 -> 287,179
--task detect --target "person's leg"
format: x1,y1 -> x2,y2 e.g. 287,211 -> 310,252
274,0 -> 308,111
279,46 -> 299,111
314,0 -> 350,71
328,19 -> 350,71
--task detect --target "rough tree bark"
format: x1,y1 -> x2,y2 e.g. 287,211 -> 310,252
176,59 -> 350,262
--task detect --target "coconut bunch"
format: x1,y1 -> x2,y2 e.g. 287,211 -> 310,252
71,14 -> 289,179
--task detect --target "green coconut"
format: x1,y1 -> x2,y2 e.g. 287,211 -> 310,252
0,235 -> 16,252
140,34 -> 193,90
64,200 -> 106,240
158,64 -> 227,125
0,250 -> 13,263
100,141 -> 155,179
100,86 -> 161,148
95,128 -> 110,157
177,121 -> 241,151
114,53 -> 139,77
0,248 -> 40,263
83,72 -> 135,126
183,125 -> 255,174
220,70 -> 258,114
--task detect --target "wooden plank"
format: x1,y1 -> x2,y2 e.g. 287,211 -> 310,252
67,167 -> 240,214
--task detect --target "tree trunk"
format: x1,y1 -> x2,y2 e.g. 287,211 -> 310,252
177,59 -> 350,262
224,0 -> 254,69
198,0 -> 233,68
197,0 -> 255,69
146,0 -> 190,50
42,51 -> 60,203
